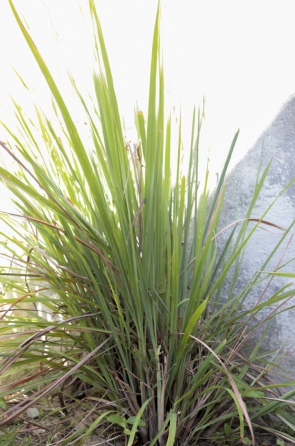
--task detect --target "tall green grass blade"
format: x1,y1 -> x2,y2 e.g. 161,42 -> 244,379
127,398 -> 152,446
0,1 -> 295,444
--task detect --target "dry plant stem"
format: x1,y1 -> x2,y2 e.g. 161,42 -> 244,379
180,217 -> 286,277
0,287 -> 48,320
0,141 -> 87,235
239,294 -> 295,355
0,208 -> 119,275
0,337 -> 112,426
188,334 -> 255,445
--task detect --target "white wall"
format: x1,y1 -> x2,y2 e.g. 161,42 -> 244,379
1,1 -> 295,171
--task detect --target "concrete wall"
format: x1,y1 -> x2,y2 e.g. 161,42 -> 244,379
218,95 -> 295,373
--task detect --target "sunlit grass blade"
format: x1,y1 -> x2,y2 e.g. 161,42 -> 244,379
0,1 -> 295,444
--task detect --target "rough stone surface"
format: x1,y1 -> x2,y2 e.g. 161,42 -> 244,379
26,407 -> 40,419
218,95 -> 295,375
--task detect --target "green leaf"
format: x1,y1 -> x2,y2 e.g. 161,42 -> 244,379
77,411 -> 112,446
166,412 -> 177,446
124,428 -> 132,435
224,423 -> 232,434
127,398 -> 152,446
149,411 -> 177,446
0,399 -> 6,410
242,391 -> 265,398
176,298 -> 207,361
107,415 -> 127,429
260,271 -> 295,278
127,416 -> 146,427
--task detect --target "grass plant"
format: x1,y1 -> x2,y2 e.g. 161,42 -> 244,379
0,1 -> 295,445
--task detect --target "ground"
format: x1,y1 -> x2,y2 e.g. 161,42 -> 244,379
0,396 -> 294,445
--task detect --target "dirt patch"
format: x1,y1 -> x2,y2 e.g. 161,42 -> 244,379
0,397 -> 294,445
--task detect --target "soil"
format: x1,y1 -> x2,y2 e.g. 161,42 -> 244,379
0,397 -> 294,445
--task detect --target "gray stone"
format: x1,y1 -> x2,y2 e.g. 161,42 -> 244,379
26,407 -> 40,419
218,95 -> 295,375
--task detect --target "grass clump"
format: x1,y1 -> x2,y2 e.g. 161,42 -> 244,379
0,1 -> 295,445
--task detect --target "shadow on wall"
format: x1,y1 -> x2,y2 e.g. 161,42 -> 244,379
218,94 -> 295,373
